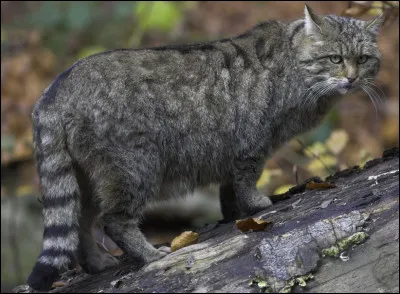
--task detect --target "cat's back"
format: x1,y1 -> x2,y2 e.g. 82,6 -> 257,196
37,44 -> 229,117
38,19 -> 289,111
35,19 -> 291,141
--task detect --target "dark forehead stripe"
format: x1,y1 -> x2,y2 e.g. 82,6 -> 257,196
340,31 -> 365,56
357,42 -> 364,55
326,15 -> 365,37
325,15 -> 343,31
341,41 -> 351,56
325,16 -> 374,57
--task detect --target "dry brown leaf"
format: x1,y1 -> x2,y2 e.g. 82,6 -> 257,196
235,218 -> 272,232
51,281 -> 67,289
170,231 -> 199,252
306,181 -> 337,190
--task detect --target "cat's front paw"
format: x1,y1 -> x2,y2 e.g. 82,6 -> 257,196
143,248 -> 169,263
239,192 -> 273,216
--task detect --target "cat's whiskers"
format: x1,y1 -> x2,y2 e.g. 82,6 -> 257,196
359,84 -> 381,121
363,84 -> 384,111
301,81 -> 327,103
360,80 -> 385,110
362,79 -> 386,105
301,81 -> 335,108
314,83 -> 336,102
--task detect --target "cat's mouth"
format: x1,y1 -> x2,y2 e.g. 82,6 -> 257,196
325,77 -> 358,96
336,80 -> 359,95
337,84 -> 353,94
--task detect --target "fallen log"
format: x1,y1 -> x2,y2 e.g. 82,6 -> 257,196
14,147 -> 399,293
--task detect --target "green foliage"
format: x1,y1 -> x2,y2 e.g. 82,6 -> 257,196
300,109 -> 340,145
3,1 -> 185,58
25,2 -> 92,30
134,1 -> 183,32
6,2 -> 136,57
28,2 -> 63,28
66,2 -> 91,30
115,2 -> 137,19
77,45 -> 107,59
1,135 -> 16,153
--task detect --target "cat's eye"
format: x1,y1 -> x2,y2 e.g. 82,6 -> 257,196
357,55 -> 369,64
329,55 -> 343,64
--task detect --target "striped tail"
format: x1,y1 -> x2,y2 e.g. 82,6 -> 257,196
27,96 -> 81,290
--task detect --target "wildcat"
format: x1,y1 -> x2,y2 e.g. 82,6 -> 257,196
27,5 -> 383,290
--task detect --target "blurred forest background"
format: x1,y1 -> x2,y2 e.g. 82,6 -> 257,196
1,1 -> 398,291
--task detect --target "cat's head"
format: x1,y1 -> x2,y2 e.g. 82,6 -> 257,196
297,5 -> 383,98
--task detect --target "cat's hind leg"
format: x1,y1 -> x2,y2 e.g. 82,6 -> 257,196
102,212 -> 167,263
75,166 -> 119,274
219,183 -> 242,223
77,209 -> 120,274
91,150 -> 168,264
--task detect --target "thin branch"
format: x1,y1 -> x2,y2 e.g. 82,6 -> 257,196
296,139 -> 335,175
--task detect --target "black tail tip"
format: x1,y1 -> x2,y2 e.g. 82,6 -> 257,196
27,262 -> 60,291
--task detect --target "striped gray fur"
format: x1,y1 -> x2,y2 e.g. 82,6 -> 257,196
27,5 -> 383,290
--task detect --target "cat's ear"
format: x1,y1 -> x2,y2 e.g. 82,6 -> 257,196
304,4 -> 324,35
365,13 -> 385,35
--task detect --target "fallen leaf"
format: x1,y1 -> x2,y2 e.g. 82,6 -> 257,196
306,181 -> 337,190
170,231 -> 199,252
235,218 -> 272,232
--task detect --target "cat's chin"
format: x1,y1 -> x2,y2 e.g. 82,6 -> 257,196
336,85 -> 359,96
337,87 -> 349,95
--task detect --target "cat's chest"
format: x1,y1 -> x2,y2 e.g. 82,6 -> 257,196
269,101 -> 325,148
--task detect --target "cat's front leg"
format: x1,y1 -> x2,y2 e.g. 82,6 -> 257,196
232,157 -> 273,215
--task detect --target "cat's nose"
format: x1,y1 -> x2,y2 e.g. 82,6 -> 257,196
347,76 -> 357,83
